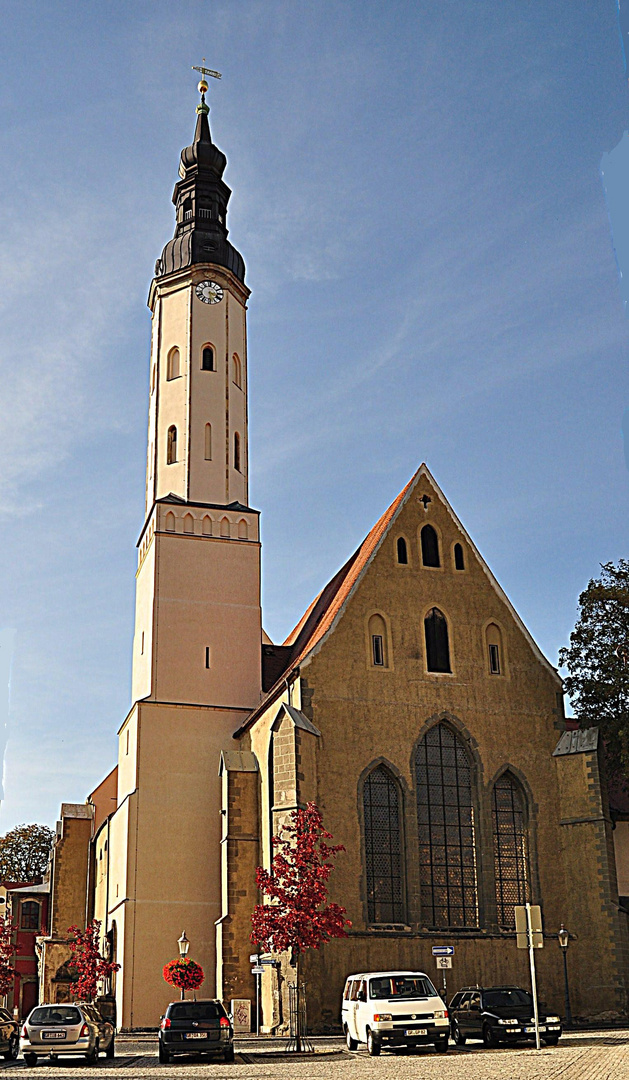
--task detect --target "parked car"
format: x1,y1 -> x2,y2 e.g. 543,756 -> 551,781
158,1000 -> 234,1063
341,970 -> 450,1056
20,1003 -> 115,1065
0,1007 -> 19,1061
449,986 -> 562,1048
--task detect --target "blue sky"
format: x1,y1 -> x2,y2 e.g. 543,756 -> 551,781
0,1 -> 627,829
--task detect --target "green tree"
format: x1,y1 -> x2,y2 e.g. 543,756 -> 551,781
0,823 -> 54,883
559,559 -> 629,783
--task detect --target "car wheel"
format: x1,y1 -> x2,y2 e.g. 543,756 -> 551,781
483,1024 -> 499,1049
367,1029 -> 381,1056
223,1045 -> 235,1062
453,1023 -> 466,1046
345,1026 -> 358,1051
435,1037 -> 449,1053
24,1052 -> 38,1067
106,1034 -> 115,1059
4,1034 -> 18,1061
158,1041 -> 170,1064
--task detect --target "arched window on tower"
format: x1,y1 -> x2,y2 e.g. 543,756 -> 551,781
202,345 -> 215,371
232,353 -> 242,388
167,347 -> 180,381
415,723 -> 479,927
363,765 -> 404,925
184,513 -> 194,534
167,426 -> 177,464
238,519 -> 248,539
204,423 -> 212,460
424,607 -> 450,672
492,772 -> 530,928
396,537 -> 408,565
420,524 -> 440,567
234,432 -> 241,472
165,512 -> 175,532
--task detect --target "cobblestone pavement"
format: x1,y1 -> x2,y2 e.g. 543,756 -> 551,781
2,1030 -> 627,1079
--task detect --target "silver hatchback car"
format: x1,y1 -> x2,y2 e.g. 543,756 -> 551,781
21,1003 -> 115,1065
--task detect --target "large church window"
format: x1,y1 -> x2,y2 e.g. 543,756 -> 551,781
363,765 -> 404,924
167,347 -> 180,380
415,723 -> 479,927
202,345 -> 215,371
492,772 -> 530,928
424,608 -> 450,672
234,432 -> 241,472
420,524 -> 440,567
167,426 -> 177,464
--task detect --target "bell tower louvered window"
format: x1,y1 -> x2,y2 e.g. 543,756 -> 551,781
492,772 -> 530,928
415,723 -> 478,927
363,765 -> 404,924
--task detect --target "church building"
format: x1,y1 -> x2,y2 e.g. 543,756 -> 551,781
43,85 -> 629,1030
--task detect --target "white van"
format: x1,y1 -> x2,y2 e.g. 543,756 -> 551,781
341,971 -> 449,1056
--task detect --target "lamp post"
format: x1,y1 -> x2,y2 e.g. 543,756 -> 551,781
558,924 -> 573,1027
177,932 -> 190,1000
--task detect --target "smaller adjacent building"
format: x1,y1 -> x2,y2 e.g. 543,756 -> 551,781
0,881 -> 49,1020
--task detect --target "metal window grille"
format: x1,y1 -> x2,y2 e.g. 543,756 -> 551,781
363,765 -> 404,924
415,723 -> 479,927
492,773 -> 529,928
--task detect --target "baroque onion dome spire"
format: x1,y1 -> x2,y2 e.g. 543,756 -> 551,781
155,79 -> 245,283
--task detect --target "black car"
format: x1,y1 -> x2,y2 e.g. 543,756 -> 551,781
158,1000 -> 234,1063
0,1008 -> 18,1061
449,986 -> 562,1048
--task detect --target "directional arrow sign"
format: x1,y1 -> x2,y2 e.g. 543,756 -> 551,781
431,946 -> 454,956
251,966 -> 265,975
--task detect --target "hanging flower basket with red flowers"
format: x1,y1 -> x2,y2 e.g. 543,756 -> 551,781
162,958 -> 204,992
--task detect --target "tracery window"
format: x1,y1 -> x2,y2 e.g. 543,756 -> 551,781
492,772 -> 530,928
420,524 -> 440,567
415,723 -> 478,927
363,765 -> 404,924
424,607 -> 451,672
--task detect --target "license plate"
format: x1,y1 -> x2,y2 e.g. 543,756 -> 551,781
184,1032 -> 206,1039
42,1031 -> 67,1040
405,1028 -> 428,1036
524,1025 -> 545,1033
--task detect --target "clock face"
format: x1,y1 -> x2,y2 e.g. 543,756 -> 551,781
195,280 -> 224,305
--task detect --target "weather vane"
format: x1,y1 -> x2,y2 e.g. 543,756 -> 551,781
192,59 -> 221,113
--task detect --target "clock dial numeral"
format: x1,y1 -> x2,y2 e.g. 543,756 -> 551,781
195,280 -> 224,305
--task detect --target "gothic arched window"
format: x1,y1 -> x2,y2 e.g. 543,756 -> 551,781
202,345 -> 215,371
420,524 -> 440,567
454,542 -> 465,570
415,723 -> 478,927
424,608 -> 451,672
167,426 -> 177,464
492,772 -> 530,928
363,765 -> 404,924
397,537 -> 408,564
234,432 -> 241,472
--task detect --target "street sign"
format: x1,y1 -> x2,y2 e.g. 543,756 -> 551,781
251,965 -> 265,975
259,957 -> 277,965
249,954 -> 260,963
435,956 -> 452,969
515,905 -> 543,949
431,946 -> 454,956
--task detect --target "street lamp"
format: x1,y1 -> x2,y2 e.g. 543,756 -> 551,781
558,924 -> 573,1027
178,931 -> 190,958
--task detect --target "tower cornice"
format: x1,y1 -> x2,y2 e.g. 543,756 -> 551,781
148,262 -> 250,311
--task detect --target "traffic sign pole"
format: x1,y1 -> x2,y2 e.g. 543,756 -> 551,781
526,903 -> 541,1050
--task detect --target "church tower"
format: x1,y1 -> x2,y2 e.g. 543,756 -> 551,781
106,82 -> 262,1029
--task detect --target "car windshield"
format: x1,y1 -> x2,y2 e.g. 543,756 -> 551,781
484,989 -> 532,1009
29,1007 -> 82,1026
370,976 -> 436,1000
168,1003 -> 222,1021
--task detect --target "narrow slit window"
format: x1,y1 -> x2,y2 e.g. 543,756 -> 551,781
202,346 -> 215,371
232,354 -> 242,387
205,646 -> 211,669
234,432 -> 241,472
167,426 -> 177,464
454,543 -> 465,570
489,643 -> 500,674
141,632 -> 144,655
397,537 -> 408,564
486,623 -> 504,675
372,634 -> 384,666
204,423 -> 212,460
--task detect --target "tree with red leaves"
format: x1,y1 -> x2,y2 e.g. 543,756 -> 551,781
251,802 -> 350,1047
67,919 -> 120,1002
163,958 -> 204,1000
0,915 -> 15,998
